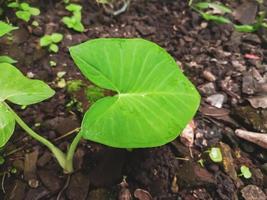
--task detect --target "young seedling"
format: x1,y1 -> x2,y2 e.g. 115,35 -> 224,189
0,21 -> 17,64
96,0 -> 130,16
62,3 -> 84,32
239,165 -> 252,179
208,147 -> 223,163
192,1 -> 267,33
0,21 -> 17,37
8,2 -> 40,22
40,33 -> 63,53
0,38 -> 200,173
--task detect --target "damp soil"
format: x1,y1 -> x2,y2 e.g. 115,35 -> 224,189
1,0 -> 267,199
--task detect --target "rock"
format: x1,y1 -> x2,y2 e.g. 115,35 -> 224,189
251,168 -> 264,187
180,121 -> 195,147
242,34 -> 261,45
233,106 -> 267,132
177,161 -> 216,187
38,170 -> 62,192
5,180 -> 26,200
235,129 -> 267,149
220,142 -> 242,187
206,93 -> 226,108
43,116 -> 80,136
232,60 -> 246,72
242,72 -> 255,95
233,1 -> 258,24
66,172 -> 90,200
241,185 -> 266,200
134,189 -> 153,200
24,149 -> 39,188
24,186 -> 49,200
248,96 -> 267,109
37,151 -> 52,167
87,189 -> 110,200
198,82 -> 216,96
203,70 -> 216,82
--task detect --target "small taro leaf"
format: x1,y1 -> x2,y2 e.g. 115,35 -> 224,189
209,147 -> 223,163
194,2 -> 231,14
16,11 -> 31,22
49,43 -> 59,53
29,7 -> 40,16
51,33 -> 63,43
70,38 -> 200,148
207,3 -> 231,14
62,17 -> 73,28
240,165 -> 252,179
7,2 -> 19,8
194,2 -> 210,10
202,13 -> 231,24
0,56 -> 17,64
40,35 -> 52,46
234,24 -> 257,32
73,11 -> 82,21
73,22 -> 84,32
0,21 -> 17,37
66,4 -> 82,12
20,3 -> 30,11
0,63 -> 55,105
0,103 -> 15,148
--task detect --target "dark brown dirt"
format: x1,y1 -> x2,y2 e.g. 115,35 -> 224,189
1,0 -> 267,199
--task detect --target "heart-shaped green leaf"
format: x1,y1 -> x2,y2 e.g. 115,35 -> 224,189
0,63 -> 55,105
0,21 -> 17,37
0,103 -> 15,147
70,38 -> 200,148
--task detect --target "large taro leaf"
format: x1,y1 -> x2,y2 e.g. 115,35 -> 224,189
70,38 -> 200,148
0,63 -> 55,105
0,103 -> 15,147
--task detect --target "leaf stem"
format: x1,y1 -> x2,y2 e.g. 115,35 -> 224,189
4,102 -> 67,172
65,131 -> 83,173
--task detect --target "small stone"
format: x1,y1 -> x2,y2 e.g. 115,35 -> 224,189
66,172 -> 90,200
241,185 -> 266,200
180,121 -> 195,147
38,170 -> 62,192
248,96 -> 267,109
171,176 -> 179,193
242,72 -> 255,95
87,189 -> 109,200
28,179 -> 39,188
232,60 -> 246,72
198,82 -> 216,96
5,180 -> 26,200
134,189 -> 152,200
206,94 -> 226,108
203,70 -> 216,82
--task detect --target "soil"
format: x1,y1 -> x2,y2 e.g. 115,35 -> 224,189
1,0 -> 267,199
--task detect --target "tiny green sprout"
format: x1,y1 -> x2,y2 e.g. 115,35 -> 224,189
40,33 -> 63,53
32,20 -> 39,27
208,147 -> 223,163
49,60 -> 57,67
8,2 -> 40,22
10,167 -> 17,174
67,80 -> 83,93
198,159 -> 205,167
240,165 -> 252,179
85,85 -> 105,103
0,156 -> 5,165
62,3 -> 84,32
